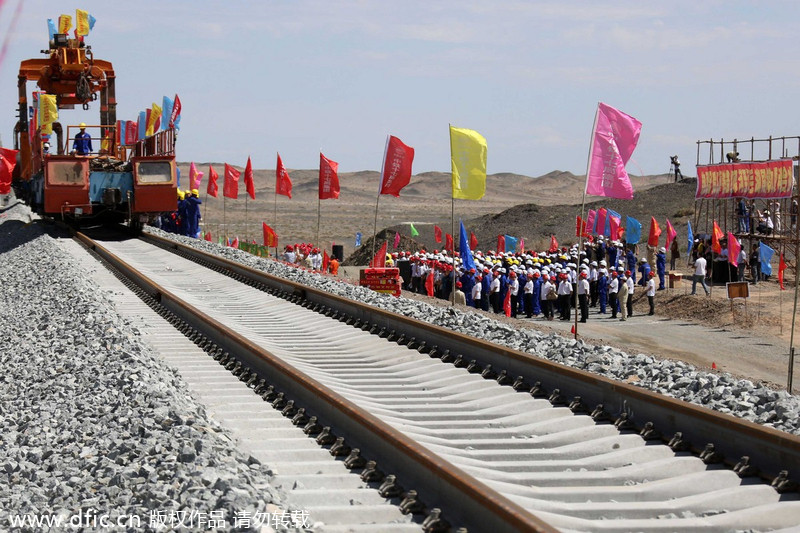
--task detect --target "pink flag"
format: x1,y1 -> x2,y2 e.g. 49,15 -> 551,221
585,209 -> 596,234
665,219 -> 678,251
585,102 -> 642,200
727,232 -> 741,267
189,162 -> 204,190
393,231 -> 400,248
520,238 -> 525,253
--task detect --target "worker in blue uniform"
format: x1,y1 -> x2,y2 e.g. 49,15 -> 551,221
72,123 -> 92,155
626,247 -> 637,284
656,247 -> 667,290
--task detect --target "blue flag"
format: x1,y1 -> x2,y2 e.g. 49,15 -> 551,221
162,96 -> 174,131
138,110 -> 147,139
176,166 -> 181,188
355,232 -> 362,247
47,19 -> 57,41
626,216 -> 642,244
459,220 -> 476,272
760,242 -> 775,277
687,221 -> 694,258
118,121 -> 126,146
504,235 -> 517,253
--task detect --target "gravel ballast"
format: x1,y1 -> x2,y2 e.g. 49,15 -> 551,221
143,227 -> 800,437
0,201 -> 301,532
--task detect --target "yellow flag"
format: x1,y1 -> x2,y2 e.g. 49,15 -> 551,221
58,14 -> 72,34
76,9 -> 90,36
450,125 -> 487,200
146,103 -> 162,137
40,94 -> 58,125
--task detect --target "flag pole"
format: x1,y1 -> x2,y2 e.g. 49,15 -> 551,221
788,256 -> 800,392
223,196 -> 227,243
274,168 -> 278,258
245,195 -> 249,243
373,136 -> 390,264
575,105 -> 601,340
449,124 -> 456,306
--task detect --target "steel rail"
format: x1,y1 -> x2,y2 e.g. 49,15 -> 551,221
75,231 -> 559,533
141,232 -> 800,485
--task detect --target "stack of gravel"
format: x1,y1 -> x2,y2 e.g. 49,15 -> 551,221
0,201 -> 303,532
147,227 -> 800,436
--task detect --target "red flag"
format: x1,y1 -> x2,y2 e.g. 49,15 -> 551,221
0,147 -> 20,195
379,135 -> 415,197
548,234 -> 558,253
276,153 -> 292,198
576,215 -> 583,237
497,235 -> 505,253
503,290 -> 512,317
322,250 -> 330,272
425,270 -> 434,297
648,217 -> 662,247
727,232 -> 741,267
609,216 -> 620,240
445,233 -> 454,253
779,253 -> 787,290
470,232 -> 478,250
223,164 -> 240,199
244,157 -> 255,200
207,165 -> 219,198
711,220 -> 723,254
393,231 -> 400,249
231,236 -> 239,248
204,231 -> 212,242
125,120 -> 136,144
262,222 -> 278,247
596,208 -> 607,236
319,153 -> 340,200
370,242 -> 387,268
434,225 -> 443,243
169,94 -> 181,128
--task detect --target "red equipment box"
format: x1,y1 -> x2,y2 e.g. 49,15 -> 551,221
360,268 -> 401,297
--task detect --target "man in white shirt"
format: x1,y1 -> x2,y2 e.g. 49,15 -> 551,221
646,271 -> 656,315
692,256 -> 710,295
471,275 -> 482,308
577,271 -> 590,322
625,270 -> 635,318
608,272 -> 619,319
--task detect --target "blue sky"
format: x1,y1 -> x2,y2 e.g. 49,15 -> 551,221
2,1 -> 799,177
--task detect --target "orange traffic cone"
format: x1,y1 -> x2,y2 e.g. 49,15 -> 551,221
570,325 -> 576,334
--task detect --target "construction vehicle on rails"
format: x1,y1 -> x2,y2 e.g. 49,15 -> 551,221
11,28 -> 177,231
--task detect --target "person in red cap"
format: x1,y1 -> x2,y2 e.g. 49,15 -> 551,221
454,281 -> 466,306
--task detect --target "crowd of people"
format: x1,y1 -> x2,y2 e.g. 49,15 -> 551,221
384,231 -> 777,323
281,244 -> 340,275
155,188 -> 202,237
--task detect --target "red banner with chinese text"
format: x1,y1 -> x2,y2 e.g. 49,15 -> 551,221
695,160 -> 793,199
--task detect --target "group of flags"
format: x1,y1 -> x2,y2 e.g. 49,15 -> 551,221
115,94 -> 182,148
49,9 -> 96,40
578,209 -> 680,250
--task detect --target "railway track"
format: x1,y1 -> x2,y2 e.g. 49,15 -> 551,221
73,229 -> 800,532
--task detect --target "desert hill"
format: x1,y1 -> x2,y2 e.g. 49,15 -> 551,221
179,162 -> 684,257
